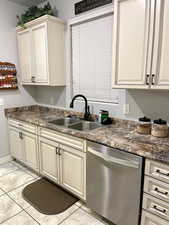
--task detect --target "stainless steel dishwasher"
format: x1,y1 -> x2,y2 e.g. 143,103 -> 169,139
86,141 -> 143,225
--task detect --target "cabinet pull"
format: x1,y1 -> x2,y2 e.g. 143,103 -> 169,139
154,187 -> 168,196
146,74 -> 150,85
152,74 -> 155,85
58,148 -> 61,156
19,132 -> 23,139
31,76 -> 36,83
156,169 -> 169,177
153,205 -> 167,214
55,147 -> 59,155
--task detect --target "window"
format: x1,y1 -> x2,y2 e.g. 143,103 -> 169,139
71,13 -> 119,104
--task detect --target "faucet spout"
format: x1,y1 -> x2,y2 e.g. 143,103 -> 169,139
70,94 -> 90,121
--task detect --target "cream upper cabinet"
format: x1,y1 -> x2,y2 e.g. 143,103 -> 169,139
31,24 -> 48,84
113,0 -> 169,90
112,0 -> 153,89
17,15 -> 65,86
151,0 -> 169,89
17,29 -> 32,83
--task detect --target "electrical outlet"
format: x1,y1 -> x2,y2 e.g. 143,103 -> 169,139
123,104 -> 129,115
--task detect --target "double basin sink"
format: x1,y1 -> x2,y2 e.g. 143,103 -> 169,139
48,117 -> 101,131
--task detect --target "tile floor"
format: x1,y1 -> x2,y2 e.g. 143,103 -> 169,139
0,160 -> 110,225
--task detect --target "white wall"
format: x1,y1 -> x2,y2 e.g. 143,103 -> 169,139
37,0 -> 169,122
0,0 -> 36,158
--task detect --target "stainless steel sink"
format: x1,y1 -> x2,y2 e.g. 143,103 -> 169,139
69,121 -> 101,131
48,117 -> 101,131
49,117 -> 80,127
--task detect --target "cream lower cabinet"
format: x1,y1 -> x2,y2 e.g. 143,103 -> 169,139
8,120 -> 39,172
39,137 -> 60,184
60,144 -> 86,199
22,131 -> 38,171
39,134 -> 86,200
141,210 -> 169,225
9,126 -> 24,163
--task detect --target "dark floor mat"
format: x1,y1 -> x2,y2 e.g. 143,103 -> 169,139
22,178 -> 78,215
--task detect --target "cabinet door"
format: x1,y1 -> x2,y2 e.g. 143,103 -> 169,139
60,144 -> 86,199
39,138 -> 60,183
141,210 -> 169,225
17,29 -> 32,83
31,23 -> 49,84
112,0 -> 153,88
23,132 -> 38,171
152,1 -> 169,89
9,127 -> 24,162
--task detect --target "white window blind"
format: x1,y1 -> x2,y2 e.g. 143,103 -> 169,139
72,14 -> 119,104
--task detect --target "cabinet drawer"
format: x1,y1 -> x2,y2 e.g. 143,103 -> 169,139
144,176 -> 169,203
141,210 -> 169,225
8,119 -> 37,134
145,159 -> 169,184
40,128 -> 85,152
143,193 -> 169,221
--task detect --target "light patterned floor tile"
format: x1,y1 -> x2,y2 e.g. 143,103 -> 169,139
25,204 -> 78,225
60,208 -> 107,225
0,188 -> 5,197
7,180 -> 37,209
0,161 -> 20,177
75,200 -> 84,208
1,211 -> 39,225
0,169 -> 35,192
0,194 -> 22,223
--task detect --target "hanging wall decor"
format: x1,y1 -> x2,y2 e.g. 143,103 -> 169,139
0,62 -> 18,90
75,0 -> 112,15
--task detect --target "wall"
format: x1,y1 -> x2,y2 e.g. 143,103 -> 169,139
37,0 -> 169,122
0,0 -> 36,158
36,0 -> 126,118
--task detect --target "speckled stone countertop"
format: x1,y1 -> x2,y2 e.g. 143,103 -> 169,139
5,105 -> 169,164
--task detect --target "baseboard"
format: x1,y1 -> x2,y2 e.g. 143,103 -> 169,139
0,155 -> 12,165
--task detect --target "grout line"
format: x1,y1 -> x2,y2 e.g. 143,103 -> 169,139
0,209 -> 24,224
21,209 -> 41,225
1,177 -> 38,194
58,206 -> 80,225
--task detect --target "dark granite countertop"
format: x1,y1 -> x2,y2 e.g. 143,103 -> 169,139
5,105 -> 169,165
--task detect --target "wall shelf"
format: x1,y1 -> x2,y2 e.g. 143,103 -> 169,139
0,62 -> 18,90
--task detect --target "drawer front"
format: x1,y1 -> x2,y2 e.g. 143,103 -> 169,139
40,128 -> 85,152
143,193 -> 169,221
141,210 -> 169,225
144,176 -> 169,203
8,119 -> 37,134
145,159 -> 169,184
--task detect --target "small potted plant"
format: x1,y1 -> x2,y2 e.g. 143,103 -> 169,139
17,2 -> 54,28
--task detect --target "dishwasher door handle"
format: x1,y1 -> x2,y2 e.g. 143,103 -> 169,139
88,148 -> 140,169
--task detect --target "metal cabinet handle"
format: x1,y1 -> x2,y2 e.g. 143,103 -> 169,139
146,74 -> 150,85
19,132 -> 23,139
56,147 -> 61,156
153,205 -> 167,214
152,74 -> 155,85
88,148 -> 139,169
154,187 -> 168,196
56,147 -> 59,155
58,148 -> 61,156
156,169 -> 169,177
31,76 -> 36,83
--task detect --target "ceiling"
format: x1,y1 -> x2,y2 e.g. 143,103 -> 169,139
8,0 -> 47,7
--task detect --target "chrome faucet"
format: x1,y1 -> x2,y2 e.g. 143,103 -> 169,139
70,94 -> 91,121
